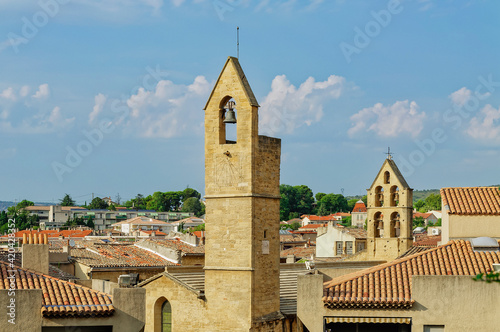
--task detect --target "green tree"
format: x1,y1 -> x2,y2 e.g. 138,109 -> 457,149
315,192 -> 326,202
60,194 -> 75,206
294,185 -> 315,216
279,184 -> 297,221
317,194 -> 348,215
413,216 -> 425,228
347,199 -> 359,212
193,223 -> 205,231
181,197 -> 203,216
88,197 -> 108,210
180,188 -> 201,202
424,193 -> 441,211
86,216 -> 95,229
414,199 -> 425,212
341,216 -> 352,227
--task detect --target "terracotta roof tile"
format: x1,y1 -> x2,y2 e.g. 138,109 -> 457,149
0,261 -> 113,317
441,187 -> 500,215
413,235 -> 441,247
280,246 -> 315,259
323,240 -> 500,309
352,201 -> 367,213
142,239 -> 205,254
0,252 -> 77,281
71,243 -> 176,267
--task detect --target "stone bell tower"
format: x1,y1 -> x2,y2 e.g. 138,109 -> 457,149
366,155 -> 413,261
204,57 -> 282,331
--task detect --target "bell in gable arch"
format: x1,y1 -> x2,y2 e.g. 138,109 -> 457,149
223,100 -> 237,124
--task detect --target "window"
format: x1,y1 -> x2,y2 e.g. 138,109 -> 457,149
162,301 -> 172,332
336,241 -> 343,256
346,241 -> 353,255
424,326 -> 444,332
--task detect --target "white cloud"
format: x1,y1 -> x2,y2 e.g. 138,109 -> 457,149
1,87 -> 16,101
259,74 -> 347,135
19,85 -> 30,97
449,87 -> 471,106
123,75 -> 211,138
89,93 -> 107,124
348,100 -> 425,138
466,104 -> 500,143
47,106 -> 75,128
32,84 -> 50,99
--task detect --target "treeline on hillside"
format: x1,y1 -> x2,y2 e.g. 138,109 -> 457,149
279,184 -> 367,221
280,185 -> 446,222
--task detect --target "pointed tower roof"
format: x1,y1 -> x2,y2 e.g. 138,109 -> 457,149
369,158 -> 410,190
203,56 -> 259,110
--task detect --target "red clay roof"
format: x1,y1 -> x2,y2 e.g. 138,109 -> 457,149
141,239 -> 205,254
0,261 -> 113,317
2,230 -> 92,239
299,224 -> 327,230
413,212 -> 433,219
441,187 -> 500,215
280,246 -> 315,259
323,240 -> 500,309
71,243 -> 176,267
413,234 -> 441,247
352,201 -> 367,213
112,216 -> 170,226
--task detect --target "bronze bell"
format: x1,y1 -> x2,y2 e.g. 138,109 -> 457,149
223,109 -> 237,123
223,100 -> 237,124
377,221 -> 384,229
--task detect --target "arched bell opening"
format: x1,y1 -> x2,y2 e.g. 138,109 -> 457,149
384,171 -> 390,184
374,212 -> 383,238
390,212 -> 400,237
219,96 -> 237,144
390,186 -> 400,207
375,186 -> 384,207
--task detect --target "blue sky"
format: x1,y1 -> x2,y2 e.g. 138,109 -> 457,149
1,0 -> 500,204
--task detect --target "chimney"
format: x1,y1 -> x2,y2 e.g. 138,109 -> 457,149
22,243 -> 49,274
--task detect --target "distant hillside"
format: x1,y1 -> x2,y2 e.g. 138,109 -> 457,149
0,201 -> 15,211
413,189 -> 440,202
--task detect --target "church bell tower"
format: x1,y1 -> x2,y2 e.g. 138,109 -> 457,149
203,57 -> 282,330
366,155 -> 413,261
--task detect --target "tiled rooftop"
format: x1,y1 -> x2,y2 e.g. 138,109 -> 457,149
413,234 -> 441,247
0,252 -> 77,281
112,216 -> 170,226
333,226 -> 367,239
323,240 -> 500,309
441,187 -> 500,215
0,261 -> 113,317
280,246 -> 315,259
299,224 -> 327,230
413,212 -> 433,219
352,201 -> 367,213
71,243 -> 176,267
142,239 -> 205,254
1,229 -> 93,239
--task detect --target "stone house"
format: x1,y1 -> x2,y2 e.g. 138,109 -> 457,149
351,200 -> 367,228
316,223 -> 367,258
297,239 -> 500,331
0,243 -> 145,332
441,186 -> 500,243
70,242 -> 174,283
